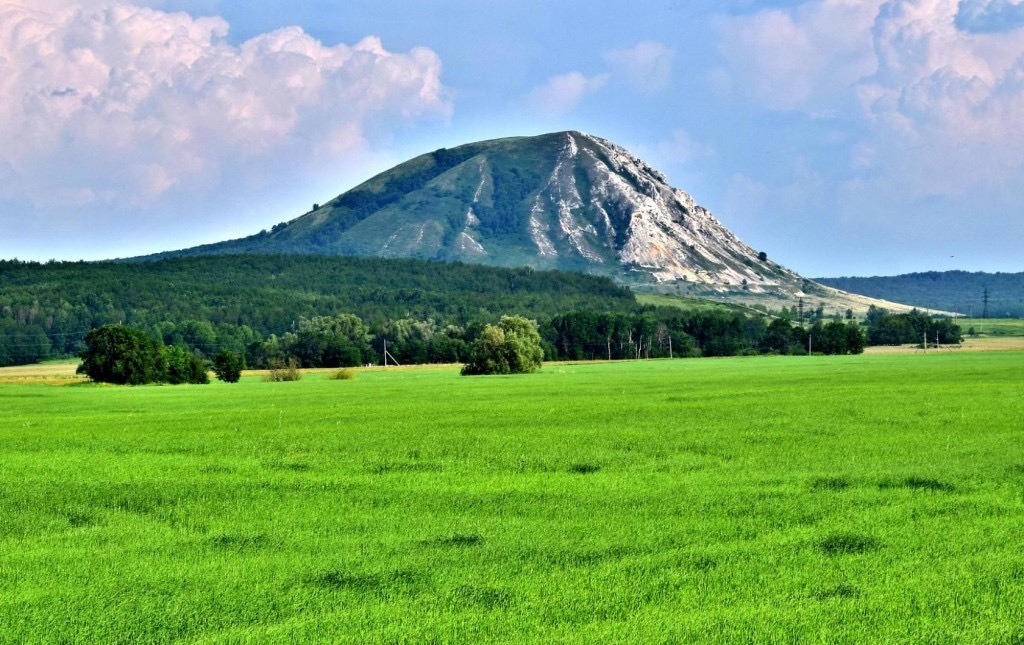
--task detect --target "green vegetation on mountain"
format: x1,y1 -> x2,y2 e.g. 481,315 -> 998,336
0,254 -> 634,366
145,134 -> 567,263
0,253 -> 892,370
817,271 -> 1024,318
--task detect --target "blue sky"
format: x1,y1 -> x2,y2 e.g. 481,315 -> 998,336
2,0 -> 1023,277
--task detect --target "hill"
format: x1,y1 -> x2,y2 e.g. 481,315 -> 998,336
816,271 -> 1024,318
0,254 -> 636,365
144,131 -> 907,314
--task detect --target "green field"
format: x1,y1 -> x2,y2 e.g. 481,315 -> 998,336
2,354 -> 1023,643
965,318 -> 1024,336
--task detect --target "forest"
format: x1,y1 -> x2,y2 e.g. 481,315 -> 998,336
816,270 -> 1024,318
0,255 -> 959,368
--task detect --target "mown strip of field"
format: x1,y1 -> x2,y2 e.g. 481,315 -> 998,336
1,353 -> 1023,643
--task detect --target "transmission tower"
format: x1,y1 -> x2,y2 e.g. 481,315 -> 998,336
982,287 -> 990,320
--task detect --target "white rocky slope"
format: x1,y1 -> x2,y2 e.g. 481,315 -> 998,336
458,131 -> 911,312
481,131 -> 801,295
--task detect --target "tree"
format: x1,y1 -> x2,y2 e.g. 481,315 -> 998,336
212,350 -> 246,383
77,324 -> 166,385
461,315 -> 543,375
164,345 -> 209,384
289,314 -> 371,367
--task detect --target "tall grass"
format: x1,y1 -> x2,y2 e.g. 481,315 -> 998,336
1,352 -> 1023,643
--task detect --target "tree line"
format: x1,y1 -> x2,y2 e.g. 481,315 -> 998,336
817,271 -> 1024,319
0,254 -> 634,367
0,256 -> 962,369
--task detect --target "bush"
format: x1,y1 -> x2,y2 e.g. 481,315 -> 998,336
265,357 -> 302,382
164,345 -> 209,384
461,315 -> 543,376
212,350 -> 246,383
332,368 -> 357,380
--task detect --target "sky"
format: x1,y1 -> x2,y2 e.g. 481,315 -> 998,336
2,0 -> 1023,277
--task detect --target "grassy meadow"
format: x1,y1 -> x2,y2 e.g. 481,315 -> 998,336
2,353 -> 1023,643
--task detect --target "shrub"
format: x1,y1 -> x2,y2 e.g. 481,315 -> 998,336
164,345 -> 209,384
265,357 -> 302,382
332,368 -> 357,380
461,315 -> 543,376
212,350 -> 246,383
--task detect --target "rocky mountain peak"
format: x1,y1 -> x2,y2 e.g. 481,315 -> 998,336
150,131 -> 908,312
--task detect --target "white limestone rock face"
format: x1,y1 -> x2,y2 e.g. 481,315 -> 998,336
524,132 -> 801,293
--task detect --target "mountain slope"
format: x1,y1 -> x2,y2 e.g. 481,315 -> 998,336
149,131 -> 909,313
817,271 -> 1024,318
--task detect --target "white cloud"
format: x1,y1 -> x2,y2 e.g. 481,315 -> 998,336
603,41 -> 675,94
957,0 -> 1024,32
525,40 -> 673,115
650,129 -> 713,165
527,71 -> 609,115
0,2 -> 451,212
717,0 -> 1024,203
716,0 -> 883,110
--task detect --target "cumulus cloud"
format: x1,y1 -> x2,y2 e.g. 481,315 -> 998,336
957,0 -> 1024,33
525,40 -> 674,115
716,0 -> 883,110
527,71 -> 609,115
603,41 -> 675,93
649,129 -> 713,165
0,1 -> 451,212
717,0 -> 1024,204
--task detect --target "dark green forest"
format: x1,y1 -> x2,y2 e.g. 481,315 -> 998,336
817,271 -> 1024,318
1,255 -> 958,369
0,255 -> 632,366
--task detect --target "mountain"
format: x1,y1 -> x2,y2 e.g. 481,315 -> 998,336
816,271 -> 1024,318
148,131 -> 907,313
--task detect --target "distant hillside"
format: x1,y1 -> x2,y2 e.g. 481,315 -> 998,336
816,271 -> 1024,318
0,254 -> 636,364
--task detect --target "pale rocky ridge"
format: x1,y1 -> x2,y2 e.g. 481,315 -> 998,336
153,131 -> 916,314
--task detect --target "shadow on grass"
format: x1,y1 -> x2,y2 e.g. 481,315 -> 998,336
809,476 -> 851,491
817,532 -> 881,556
449,584 -> 513,610
209,533 -> 269,550
812,583 -> 861,600
420,533 -> 485,548
879,476 -> 955,493
371,461 -> 443,475
309,569 -> 423,598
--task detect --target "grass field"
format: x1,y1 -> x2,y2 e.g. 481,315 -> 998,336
963,318 -> 1024,337
2,353 -> 1023,643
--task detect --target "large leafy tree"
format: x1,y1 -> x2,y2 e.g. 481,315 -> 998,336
461,315 -> 543,375
77,325 -> 166,385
